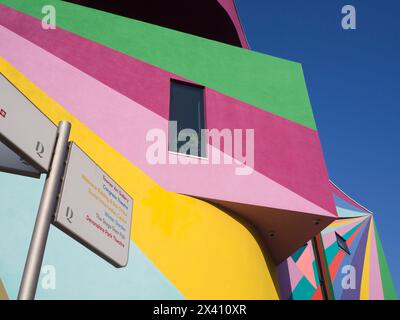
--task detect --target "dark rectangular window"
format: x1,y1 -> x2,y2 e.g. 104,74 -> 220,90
169,80 -> 206,157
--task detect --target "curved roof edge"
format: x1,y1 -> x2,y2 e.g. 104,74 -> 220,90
218,0 -> 250,48
330,180 -> 373,215
62,0 -> 248,48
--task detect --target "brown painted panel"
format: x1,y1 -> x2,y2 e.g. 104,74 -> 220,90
0,279 -> 9,300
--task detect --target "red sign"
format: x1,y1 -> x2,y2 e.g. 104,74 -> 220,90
0,108 -> 6,118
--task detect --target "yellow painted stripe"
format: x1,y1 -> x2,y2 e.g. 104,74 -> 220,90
0,57 -> 279,299
360,217 -> 373,299
331,217 -> 362,227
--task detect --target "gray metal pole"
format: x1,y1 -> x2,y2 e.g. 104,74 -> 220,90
18,121 -> 71,300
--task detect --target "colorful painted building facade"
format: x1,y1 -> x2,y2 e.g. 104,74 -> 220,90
0,0 -> 396,299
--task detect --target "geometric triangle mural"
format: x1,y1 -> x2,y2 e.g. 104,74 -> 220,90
278,185 -> 397,300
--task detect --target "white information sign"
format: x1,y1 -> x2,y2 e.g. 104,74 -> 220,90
0,73 -> 57,176
54,143 -> 133,267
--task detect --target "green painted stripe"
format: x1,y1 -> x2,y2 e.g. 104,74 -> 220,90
317,237 -> 335,300
374,223 -> 397,300
312,260 -> 320,284
0,0 -> 317,129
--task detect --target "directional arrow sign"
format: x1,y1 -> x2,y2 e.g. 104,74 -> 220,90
54,143 -> 134,267
0,73 -> 57,177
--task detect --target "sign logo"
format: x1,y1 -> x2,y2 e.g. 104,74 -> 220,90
35,141 -> 45,158
0,108 -> 6,118
65,207 -> 73,224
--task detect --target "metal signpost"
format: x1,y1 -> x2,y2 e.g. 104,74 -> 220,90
18,121 -> 71,300
0,72 -> 134,300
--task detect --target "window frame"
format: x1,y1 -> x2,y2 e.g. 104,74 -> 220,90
168,79 -> 207,159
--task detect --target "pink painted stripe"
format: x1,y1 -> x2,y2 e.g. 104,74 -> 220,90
0,4 -> 175,120
0,26 -> 334,217
206,90 -> 336,215
287,258 -> 304,291
0,5 -> 336,215
369,219 -> 384,299
296,243 -> 317,288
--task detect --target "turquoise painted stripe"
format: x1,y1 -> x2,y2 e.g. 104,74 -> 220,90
312,261 -> 320,285
336,207 -> 369,218
333,195 -> 367,214
291,245 -> 307,263
290,277 -> 315,300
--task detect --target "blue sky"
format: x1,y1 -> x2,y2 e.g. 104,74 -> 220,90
235,0 -> 400,293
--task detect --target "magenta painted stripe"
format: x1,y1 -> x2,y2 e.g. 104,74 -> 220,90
0,5 -> 336,215
0,4 -> 171,119
0,26 -> 335,217
369,219 -> 384,299
296,243 -> 317,288
206,90 -> 336,215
